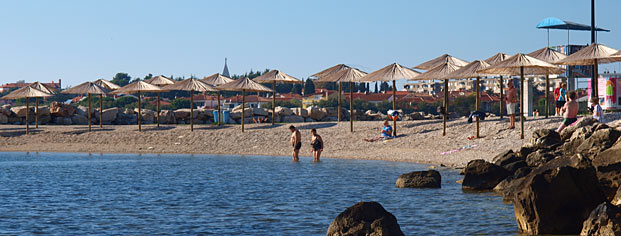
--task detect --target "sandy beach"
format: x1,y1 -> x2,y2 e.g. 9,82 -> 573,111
0,117 -> 565,168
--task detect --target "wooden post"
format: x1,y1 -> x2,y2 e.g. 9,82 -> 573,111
190,90 -> 194,132
392,80 -> 397,137
157,92 -> 160,127
88,93 -> 92,131
476,77 -> 480,138
499,76 -> 504,119
26,97 -> 29,135
545,74 -> 550,118
100,94 -> 103,128
138,91 -> 141,132
337,82 -> 342,122
350,82 -> 353,132
217,90 -> 222,125
242,89 -> 245,132
443,79 -> 448,136
520,67 -> 524,139
272,80 -> 276,126
593,60 -> 599,98
35,97 -> 39,128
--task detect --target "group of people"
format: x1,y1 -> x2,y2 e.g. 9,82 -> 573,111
289,125 -> 323,162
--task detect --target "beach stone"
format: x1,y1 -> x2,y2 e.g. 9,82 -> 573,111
159,110 -> 176,124
291,107 -> 308,118
307,107 -> 326,121
71,114 -> 88,125
252,108 -> 268,117
11,106 -> 31,118
592,138 -> 621,201
98,108 -> 119,123
395,170 -> 441,188
281,115 -> 304,123
530,128 -> 562,148
510,155 -> 605,235
560,117 -> 598,140
326,201 -> 404,236
580,202 -> 621,236
275,106 -> 293,116
0,113 -> 8,124
462,159 -> 510,191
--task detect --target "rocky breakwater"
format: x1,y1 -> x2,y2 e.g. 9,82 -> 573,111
326,201 -> 404,236
459,117 -> 621,235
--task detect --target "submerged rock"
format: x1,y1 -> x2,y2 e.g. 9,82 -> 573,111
462,159 -> 509,191
326,201 -> 404,236
580,202 -> 621,236
395,170 -> 441,188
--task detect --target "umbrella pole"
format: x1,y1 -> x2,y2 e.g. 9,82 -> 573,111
350,82 -> 353,132
88,93 -> 92,132
138,91 -> 141,132
443,79 -> 448,136
191,90 -> 194,132
157,92 -> 160,128
476,77 -> 480,139
545,74 -> 550,118
592,60 -> 598,99
36,97 -> 39,128
272,81 -> 276,126
100,94 -> 103,128
392,80 -> 397,137
338,82 -> 342,122
217,91 -> 222,125
242,90 -> 245,132
499,76 -> 503,119
26,97 -> 29,135
520,67 -> 524,139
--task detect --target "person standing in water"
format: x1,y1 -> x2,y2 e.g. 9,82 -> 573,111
505,80 -> 517,129
289,125 -> 301,162
310,128 -> 323,162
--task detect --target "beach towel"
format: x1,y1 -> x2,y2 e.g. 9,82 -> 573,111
441,144 -> 477,155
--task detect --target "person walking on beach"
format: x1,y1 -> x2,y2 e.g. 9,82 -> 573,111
505,80 -> 517,129
310,128 -> 323,162
555,83 -> 567,116
556,91 -> 579,133
289,125 -> 301,162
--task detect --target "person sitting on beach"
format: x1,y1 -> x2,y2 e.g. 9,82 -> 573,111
590,97 -> 604,123
364,120 -> 394,142
310,128 -> 323,162
556,91 -> 579,133
289,125 -> 301,162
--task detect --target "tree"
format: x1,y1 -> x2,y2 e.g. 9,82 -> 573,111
170,98 -> 194,109
380,82 -> 390,92
303,79 -> 315,95
112,96 -> 138,108
374,82 -> 378,93
111,73 -> 131,87
291,83 -> 303,95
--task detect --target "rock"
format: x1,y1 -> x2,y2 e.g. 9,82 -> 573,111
304,117 -> 316,122
36,106 -> 50,116
174,109 -> 191,119
195,109 -> 209,120
504,160 -> 527,173
492,150 -> 519,167
62,117 -> 73,125
462,159 -> 510,191
575,128 -> 621,157
321,116 -> 338,122
395,170 -> 441,188
281,115 -> 304,123
0,113 -> 7,124
291,107 -> 308,118
275,106 -> 293,116
38,115 -> 51,124
614,187 -> 621,206
77,105 -> 92,116
307,106 -> 327,121
409,112 -> 425,120
580,202 -> 621,236
141,110 -> 155,123
326,201 -> 404,236
71,114 -> 88,125
230,109 -> 252,119
560,117 -> 598,140
324,107 -> 339,117
10,106 -> 31,118
114,113 -> 136,125
525,150 -> 556,167
509,155 -> 606,235
124,108 -> 135,115
97,107 -> 119,123
364,110 -> 383,121
592,138 -> 621,200
159,110 -> 176,124
517,145 -> 536,159
252,107 -> 268,117
530,129 -> 562,148
49,102 -> 76,117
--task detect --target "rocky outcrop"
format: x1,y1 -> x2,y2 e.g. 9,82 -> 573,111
50,101 -> 76,117
291,107 -> 308,118
614,187 -> 621,206
307,106 -> 327,121
462,159 -> 510,191
275,106 -> 293,116
326,201 -> 404,236
580,202 -> 621,236
592,138 -> 621,200
97,108 -> 119,123
395,170 -> 441,188
71,114 -> 89,125
11,106 -> 31,118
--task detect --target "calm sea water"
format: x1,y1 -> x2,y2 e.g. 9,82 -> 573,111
0,152 -> 516,235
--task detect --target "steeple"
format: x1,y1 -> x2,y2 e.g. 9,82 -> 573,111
222,58 -> 230,77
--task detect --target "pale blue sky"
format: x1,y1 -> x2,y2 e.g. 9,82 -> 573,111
1,0 -> 620,88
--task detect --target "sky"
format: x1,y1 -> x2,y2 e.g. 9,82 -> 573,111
1,0 -> 620,89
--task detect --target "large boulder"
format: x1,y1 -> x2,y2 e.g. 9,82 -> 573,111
291,107 -> 308,118
11,106 -> 31,118
159,110 -> 176,124
307,106 -> 327,121
62,117 -> 73,125
509,155 -> 606,235
36,106 -> 50,116
492,150 -> 520,167
530,128 -> 562,148
275,106 -> 293,116
580,202 -> 621,236
141,109 -> 155,123
575,128 -> 621,158
173,109 -> 191,120
0,113 -> 7,124
49,101 -> 76,117
614,187 -> 621,206
592,138 -> 621,200
462,159 -> 510,191
77,105 -> 93,116
230,109 -> 252,119
281,115 -> 304,123
560,117 -> 598,140
395,170 -> 441,188
252,107 -> 268,117
326,201 -> 404,236
97,107 -> 119,123
71,114 -> 88,125
525,149 -> 556,167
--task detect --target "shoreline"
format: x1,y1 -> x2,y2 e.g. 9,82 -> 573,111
0,117 -> 562,168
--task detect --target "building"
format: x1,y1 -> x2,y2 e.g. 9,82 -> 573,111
302,89 -> 334,108
0,79 -> 61,93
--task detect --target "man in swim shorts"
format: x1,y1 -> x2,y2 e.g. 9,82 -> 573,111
289,125 -> 301,162
505,80 -> 517,129
556,91 -> 579,133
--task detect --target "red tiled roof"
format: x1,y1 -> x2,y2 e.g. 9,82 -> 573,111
223,95 -> 271,103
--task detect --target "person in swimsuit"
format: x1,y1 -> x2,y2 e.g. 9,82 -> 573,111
505,80 -> 517,129
556,83 -> 568,116
556,91 -> 579,133
310,128 -> 323,162
289,125 -> 301,162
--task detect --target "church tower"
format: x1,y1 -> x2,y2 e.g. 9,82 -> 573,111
222,58 -> 230,77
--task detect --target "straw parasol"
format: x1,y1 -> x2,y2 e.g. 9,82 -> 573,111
314,66 -> 367,132
112,81 -> 163,131
410,61 -> 463,136
359,63 -> 420,136
62,82 -> 109,132
1,86 -> 53,134
443,60 -> 491,138
145,75 -> 175,127
478,53 -> 565,139
253,70 -> 304,126
555,43 -> 621,99
92,79 -> 121,128
202,73 -> 234,126
527,47 -> 568,118
217,77 -> 273,132
413,54 -> 469,70
162,78 -> 217,132
484,53 -> 513,119
28,82 -> 56,128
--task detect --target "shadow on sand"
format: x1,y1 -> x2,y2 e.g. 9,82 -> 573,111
295,123 -> 337,130
247,124 -> 284,130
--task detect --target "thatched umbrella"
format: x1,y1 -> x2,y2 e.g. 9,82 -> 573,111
555,43 -> 621,99
93,79 -> 120,128
359,63 -> 420,136
145,75 -> 175,127
112,81 -> 163,131
1,86 -> 53,134
312,64 -> 353,122
414,54 -> 469,70
442,60 -> 491,138
485,53 -> 512,119
253,70 -> 304,126
62,82 -> 109,132
527,48 -> 568,118
314,66 -> 367,132
162,78 -> 217,131
409,61 -> 463,136
217,77 -> 273,132
202,73 -> 234,126
28,82 -> 56,128
478,53 -> 565,139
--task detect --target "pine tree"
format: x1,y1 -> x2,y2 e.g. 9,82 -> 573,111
303,79 -> 315,95
374,82 -> 378,93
